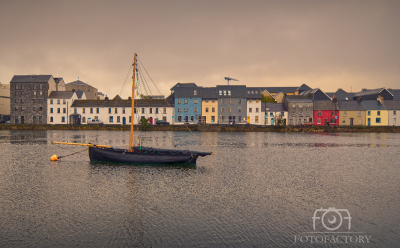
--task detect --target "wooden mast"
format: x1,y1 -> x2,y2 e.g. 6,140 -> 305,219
130,53 -> 137,150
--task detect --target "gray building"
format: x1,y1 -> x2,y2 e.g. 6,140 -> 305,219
284,95 -> 313,125
216,85 -> 247,124
10,75 -> 57,124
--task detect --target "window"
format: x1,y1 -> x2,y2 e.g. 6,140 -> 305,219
211,116 -> 215,122
318,111 -> 322,117
184,108 -> 188,112
15,99 -> 18,103
33,84 -> 37,90
330,118 -> 336,124
221,99 -> 225,104
63,108 -> 66,113
368,111 -> 371,116
228,90 -> 231,96
317,118 -> 321,124
358,111 -> 361,117
108,108 -> 111,114
306,104 -> 309,108
178,116 -> 182,122
115,108 -> 118,114
21,84 -> 25,90
221,107 -> 225,113
292,104 -> 296,108
343,119 -> 346,124
221,116 -> 225,123
94,116 -> 99,120
281,112 -> 284,116
61,117 -> 65,123
129,116 -> 132,123
21,91 -> 24,96
155,108 -> 159,114
21,107 -> 25,111
194,90 -> 197,95
149,108 -> 153,114
212,107 -> 215,112
256,99 -> 259,103
255,116 -> 259,123
50,99 -> 53,104
184,99 -> 188,104
117,116 -> 120,123
109,116 -> 113,123
289,119 -> 293,125
238,99 -> 242,104
39,84 -> 43,90
265,118 -> 268,124
123,108 -> 125,114
82,117 -> 86,123
238,107 -> 241,112
376,118 -> 381,123
249,108 -> 252,113
74,108 -> 77,114
206,107 -> 209,112
178,99 -> 181,104
359,119 -> 362,124
96,108 -> 99,114
299,104 -> 303,108
228,107 -> 231,113
163,108 -> 166,114
331,111 -> 335,116
377,111 -> 380,116
394,111 -> 397,115
142,108 -> 144,113
50,117 -> 53,122
33,116 -> 37,123
57,99 -> 60,104
57,108 -> 60,113
299,112 -> 303,117
163,116 -> 167,121
82,108 -> 86,113
40,91 -> 42,96
21,99 -> 24,103
50,108 -> 53,113
63,99 -> 66,104
16,84 -> 20,89
256,108 -> 259,113
194,107 -> 198,112
249,99 -> 252,103
134,108 -> 137,114
306,112 -> 309,116
223,90 -> 226,96
39,99 -> 42,103
343,111 -> 347,117
270,113 -> 273,117
394,118 -> 396,124
219,90 -> 222,96
190,116 -> 194,122
228,99 -> 231,104
292,112 -> 296,117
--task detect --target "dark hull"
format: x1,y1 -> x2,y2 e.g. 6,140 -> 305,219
89,146 -> 211,165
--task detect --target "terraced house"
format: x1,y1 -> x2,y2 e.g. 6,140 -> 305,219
201,88 -> 218,124
363,97 -> 388,126
217,85 -> 247,124
338,98 -> 366,126
173,84 -> 203,124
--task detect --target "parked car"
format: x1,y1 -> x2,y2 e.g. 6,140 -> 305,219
6,120 -> 10,124
87,119 -> 103,125
156,120 -> 170,125
0,120 -> 5,124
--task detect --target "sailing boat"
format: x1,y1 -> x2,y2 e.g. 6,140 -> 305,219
52,54 -> 213,165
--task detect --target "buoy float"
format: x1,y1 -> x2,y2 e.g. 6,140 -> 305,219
50,155 -> 59,161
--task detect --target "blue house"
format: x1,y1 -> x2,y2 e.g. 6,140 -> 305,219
171,83 -> 203,124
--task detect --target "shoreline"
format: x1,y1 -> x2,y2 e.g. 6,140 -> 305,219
1,124 -> 400,133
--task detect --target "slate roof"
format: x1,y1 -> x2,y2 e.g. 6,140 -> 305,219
313,100 -> 338,110
216,85 -> 247,98
335,88 -> 347,94
383,100 -> 400,110
262,103 -> 287,112
246,87 -> 262,99
354,88 -> 388,97
296,84 -> 312,92
337,101 -> 366,111
71,99 -> 174,108
48,91 -> 75,99
174,86 -> 203,98
66,80 -> 90,86
361,100 -> 386,110
10,75 -> 53,83
202,87 -> 218,99
300,88 -> 331,101
54,78 -> 64,84
258,87 -> 299,93
170,82 -> 198,90
285,95 -> 313,103
326,92 -> 355,101
75,90 -> 85,99
388,89 -> 400,100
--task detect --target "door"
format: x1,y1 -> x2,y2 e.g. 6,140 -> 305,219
185,116 -> 188,123
367,118 -> 371,126
324,118 -> 328,125
247,116 -> 250,124
229,116 -> 232,124
232,116 -> 235,124
271,118 -> 274,125
21,116 -> 24,124
149,117 -> 153,124
350,118 -> 353,126
123,117 -> 126,125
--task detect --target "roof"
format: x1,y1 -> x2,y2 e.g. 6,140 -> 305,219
75,90 -> 85,99
48,91 -> 75,99
71,99 -> 174,108
174,86 -> 203,98
170,82 -> 198,90
285,95 -> 313,103
202,87 -> 218,99
10,75 -> 53,83
262,103 -> 287,112
383,100 -> 400,110
296,84 -> 312,92
388,89 -> 400,100
335,88 -> 347,94
337,100 -> 366,111
313,100 -> 338,110
112,95 -> 122,100
300,88 -> 331,101
246,87 -> 262,99
326,92 -> 355,101
258,87 -> 299,93
54,78 -> 64,84
361,100 -> 387,110
98,92 -> 105,96
216,85 -> 247,98
354,88 -> 389,97
66,80 -> 90,86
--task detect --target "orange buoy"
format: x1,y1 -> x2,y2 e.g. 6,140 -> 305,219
50,155 -> 59,161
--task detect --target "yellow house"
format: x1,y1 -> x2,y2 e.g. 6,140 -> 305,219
202,88 -> 218,124
338,100 -> 366,126
363,100 -> 388,126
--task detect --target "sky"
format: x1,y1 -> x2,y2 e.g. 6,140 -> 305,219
1,0 -> 399,98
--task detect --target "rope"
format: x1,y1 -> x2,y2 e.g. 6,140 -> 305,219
57,147 -> 88,159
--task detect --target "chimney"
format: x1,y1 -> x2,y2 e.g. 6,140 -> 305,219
332,95 -> 337,103
128,96 -> 132,100
105,95 -> 109,101
377,95 -> 384,104
358,97 -> 362,102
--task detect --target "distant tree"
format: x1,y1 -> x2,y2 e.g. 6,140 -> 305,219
262,95 -> 277,103
275,114 -> 285,126
140,116 -> 150,128
139,94 -> 150,99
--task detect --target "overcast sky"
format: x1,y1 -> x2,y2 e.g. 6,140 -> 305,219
1,0 -> 399,98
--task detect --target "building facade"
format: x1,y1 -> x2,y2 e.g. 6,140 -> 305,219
65,80 -> 99,100
313,100 -> 339,126
383,101 -> 400,126
217,85 -> 247,124
47,91 -> 86,124
284,96 -> 313,125
201,88 -> 218,124
262,103 -> 288,126
338,100 -> 366,126
173,86 -> 202,124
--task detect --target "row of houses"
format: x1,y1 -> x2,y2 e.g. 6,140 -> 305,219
7,74 -> 400,127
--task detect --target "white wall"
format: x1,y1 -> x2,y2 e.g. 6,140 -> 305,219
247,99 -> 262,125
47,93 -> 78,124
264,110 -> 288,126
388,110 -> 399,126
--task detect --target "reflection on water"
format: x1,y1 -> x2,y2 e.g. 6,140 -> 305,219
0,130 -> 399,247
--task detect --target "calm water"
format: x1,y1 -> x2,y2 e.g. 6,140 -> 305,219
0,130 -> 399,247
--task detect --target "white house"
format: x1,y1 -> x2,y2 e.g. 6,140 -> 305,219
384,100 -> 400,126
246,98 -> 262,125
262,103 -> 288,126
47,91 -> 86,124
70,98 -> 174,125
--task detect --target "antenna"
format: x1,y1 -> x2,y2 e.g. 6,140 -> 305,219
224,77 -> 238,85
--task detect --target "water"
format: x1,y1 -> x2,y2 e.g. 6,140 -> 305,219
0,130 -> 399,247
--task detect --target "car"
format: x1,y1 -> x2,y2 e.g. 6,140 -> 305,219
156,120 -> 170,125
5,120 -> 10,124
87,119 -> 103,125
0,120 -> 5,124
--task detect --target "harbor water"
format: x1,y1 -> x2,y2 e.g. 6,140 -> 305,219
0,130 -> 399,247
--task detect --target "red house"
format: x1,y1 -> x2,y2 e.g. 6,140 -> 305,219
314,100 -> 339,126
